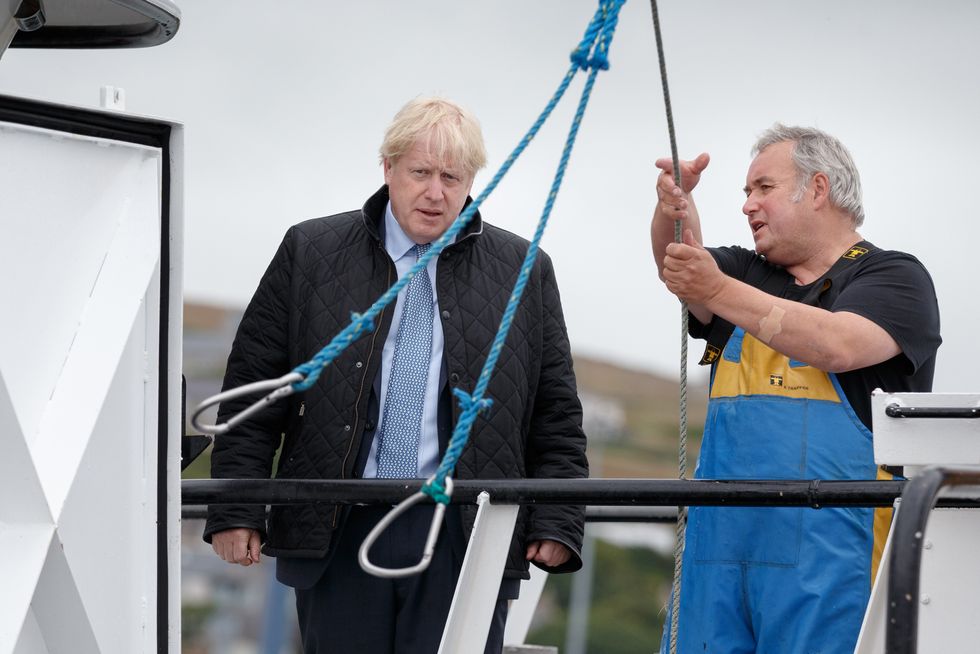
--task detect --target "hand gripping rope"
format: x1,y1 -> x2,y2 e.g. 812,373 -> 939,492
192,0 -> 628,578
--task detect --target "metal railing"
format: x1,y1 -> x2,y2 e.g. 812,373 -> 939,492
182,477 -> 980,509
183,473 -> 980,653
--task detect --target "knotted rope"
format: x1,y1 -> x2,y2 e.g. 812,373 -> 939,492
424,0 -> 626,502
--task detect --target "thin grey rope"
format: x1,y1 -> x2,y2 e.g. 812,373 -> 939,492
650,1 -> 688,652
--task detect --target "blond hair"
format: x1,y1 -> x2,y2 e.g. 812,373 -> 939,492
379,97 -> 487,176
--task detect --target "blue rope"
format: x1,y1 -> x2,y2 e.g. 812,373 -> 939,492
289,0 -> 627,503
423,0 -> 625,502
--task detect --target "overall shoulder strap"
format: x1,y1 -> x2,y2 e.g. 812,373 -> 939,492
696,241 -> 880,365
798,240 -> 881,307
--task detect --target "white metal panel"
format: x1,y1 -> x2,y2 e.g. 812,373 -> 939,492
872,391 -> 980,466
0,124 -> 159,452
13,610 -> 48,654
855,507 -> 980,654
29,145 -> 161,520
57,299 -> 159,653
30,536 -> 101,654
916,509 -> 980,652
0,115 -> 176,654
0,524 -> 53,653
0,371 -> 49,523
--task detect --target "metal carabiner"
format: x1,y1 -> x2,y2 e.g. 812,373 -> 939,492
358,476 -> 453,578
190,371 -> 305,435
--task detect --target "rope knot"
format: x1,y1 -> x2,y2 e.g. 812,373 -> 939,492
570,0 -> 623,71
570,50 -> 610,71
452,388 -> 494,415
569,48 -> 594,71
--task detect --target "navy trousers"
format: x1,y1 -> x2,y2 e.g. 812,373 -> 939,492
288,505 -> 513,654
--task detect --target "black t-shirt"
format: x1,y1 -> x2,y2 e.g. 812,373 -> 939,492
691,243 -> 942,430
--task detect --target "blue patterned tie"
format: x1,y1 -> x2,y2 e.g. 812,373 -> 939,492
375,244 -> 434,478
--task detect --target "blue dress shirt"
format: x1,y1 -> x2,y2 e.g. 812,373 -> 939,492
362,203 -> 447,478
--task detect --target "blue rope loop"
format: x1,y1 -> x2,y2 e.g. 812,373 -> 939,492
286,0 -> 626,495
422,479 -> 450,505
421,478 -> 451,505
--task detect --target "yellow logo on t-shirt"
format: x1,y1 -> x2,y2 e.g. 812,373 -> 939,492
700,344 -> 721,365
770,374 -> 784,387
843,246 -> 869,260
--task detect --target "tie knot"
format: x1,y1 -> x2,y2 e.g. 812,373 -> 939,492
414,243 -> 431,259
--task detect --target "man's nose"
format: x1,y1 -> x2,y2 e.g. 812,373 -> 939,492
742,194 -> 758,216
424,176 -> 444,199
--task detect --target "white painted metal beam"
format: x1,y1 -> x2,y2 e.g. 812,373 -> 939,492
439,493 -> 519,654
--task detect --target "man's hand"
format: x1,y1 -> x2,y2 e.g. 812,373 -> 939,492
662,229 -> 726,307
212,528 -> 261,566
655,152 -> 710,221
526,539 -> 572,568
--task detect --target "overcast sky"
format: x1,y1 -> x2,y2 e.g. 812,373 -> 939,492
2,0 -> 977,394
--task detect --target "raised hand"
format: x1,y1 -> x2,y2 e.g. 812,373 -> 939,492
655,152 -> 710,221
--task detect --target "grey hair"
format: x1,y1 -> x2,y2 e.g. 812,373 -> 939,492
379,96 -> 487,177
752,124 -> 865,227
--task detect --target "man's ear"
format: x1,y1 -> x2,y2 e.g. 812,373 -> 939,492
383,158 -> 393,185
810,171 -> 831,209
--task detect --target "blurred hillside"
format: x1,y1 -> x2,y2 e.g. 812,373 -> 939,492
573,356 -> 705,478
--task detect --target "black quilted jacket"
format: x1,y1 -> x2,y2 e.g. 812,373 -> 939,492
204,186 -> 589,578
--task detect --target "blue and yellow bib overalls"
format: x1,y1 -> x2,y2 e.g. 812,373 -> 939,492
662,245 -> 892,653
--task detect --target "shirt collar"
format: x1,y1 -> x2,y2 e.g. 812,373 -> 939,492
384,202 -> 419,262
383,201 -> 456,261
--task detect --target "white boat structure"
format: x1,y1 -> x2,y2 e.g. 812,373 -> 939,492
1,2 -> 182,653
1,2 -> 979,652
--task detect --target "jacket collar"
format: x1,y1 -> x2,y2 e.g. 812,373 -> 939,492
360,185 -> 484,246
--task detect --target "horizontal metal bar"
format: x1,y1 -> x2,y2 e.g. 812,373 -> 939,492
584,506 -> 677,523
180,504 -> 680,523
181,478 -> 980,509
885,403 -> 980,419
